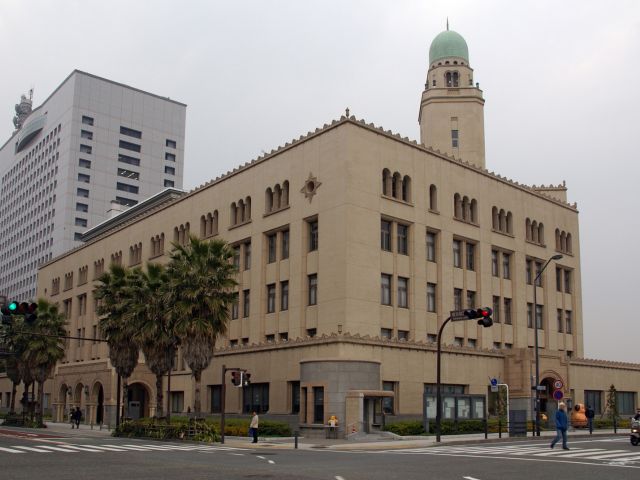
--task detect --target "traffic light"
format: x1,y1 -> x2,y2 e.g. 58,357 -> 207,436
1,301 -> 37,325
476,307 -> 493,328
23,302 -> 37,324
242,372 -> 251,387
1,300 -> 19,325
231,371 -> 241,386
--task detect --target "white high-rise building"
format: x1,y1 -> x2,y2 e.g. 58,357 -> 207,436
0,70 -> 186,301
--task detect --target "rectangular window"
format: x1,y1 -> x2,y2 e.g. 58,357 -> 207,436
280,281 -> 289,311
81,129 -> 93,140
536,305 -> 544,329
79,144 -> 92,154
280,332 -> 289,341
502,253 -> 511,279
115,196 -> 137,206
120,126 -> 142,139
78,173 -> 90,183
209,385 -> 222,413
309,220 -> 318,251
381,220 -> 391,251
382,381 -> 396,414
117,168 -> 140,180
527,303 -> 533,328
397,277 -> 408,308
75,217 -> 87,228
616,392 -> 636,415
564,270 -> 571,293
451,129 -> 459,148
453,240 -> 462,268
557,309 -> 564,333
535,261 -> 543,287
166,139 -> 177,148
82,115 -> 94,126
397,224 -> 409,255
526,260 -> 533,285
492,296 -> 500,323
233,246 -> 240,268
290,381 -> 300,414
466,243 -> 475,271
313,387 -> 324,424
454,288 -> 463,311
584,390 -> 602,415
565,310 -> 572,334
117,182 -> 139,194
243,289 -> 250,317
164,179 -> 175,188
170,391 -> 184,413
380,328 -> 392,339
77,187 -> 89,198
118,154 -> 140,166
427,283 -> 436,313
231,293 -> 239,319
78,158 -> 91,168
165,166 -> 175,175
76,202 -> 88,213
74,232 -> 83,241
281,230 -> 289,259
308,274 -> 318,305
165,152 -> 176,161
426,231 -> 436,262
268,234 -> 277,263
267,284 -> 276,313
504,298 -> 512,325
307,328 -> 317,337
491,250 -> 499,277
119,140 -> 141,152
381,274 -> 392,305
467,290 -> 476,309
243,242 -> 251,270
398,330 -> 409,341
243,383 -> 270,414
556,267 -> 562,292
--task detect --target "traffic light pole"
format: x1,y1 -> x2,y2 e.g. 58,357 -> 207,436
220,364 -> 227,444
436,316 -> 452,443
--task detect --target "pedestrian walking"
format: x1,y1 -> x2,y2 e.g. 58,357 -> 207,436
585,405 -> 595,434
69,408 -> 75,429
249,411 -> 259,444
550,402 -> 569,450
73,407 -> 82,429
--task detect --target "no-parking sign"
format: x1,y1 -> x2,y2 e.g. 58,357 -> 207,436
553,389 -> 564,401
553,379 -> 564,390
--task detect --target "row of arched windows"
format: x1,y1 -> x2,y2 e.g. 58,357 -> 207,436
230,197 -> 252,226
110,250 -> 122,267
555,229 -> 573,254
129,242 -> 142,266
382,169 -> 412,202
265,181 -> 290,214
200,211 -> 219,238
454,194 -> 478,224
150,233 -> 165,257
526,218 -> 545,245
492,207 -> 514,235
173,223 -> 190,246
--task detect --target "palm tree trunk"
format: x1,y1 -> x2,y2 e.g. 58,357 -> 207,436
155,374 -> 163,418
10,381 -> 17,413
37,380 -> 45,426
193,370 -> 202,414
166,367 -> 171,424
122,378 -> 129,419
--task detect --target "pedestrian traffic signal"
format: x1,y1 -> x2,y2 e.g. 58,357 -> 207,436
476,307 -> 493,328
242,372 -> 251,387
231,371 -> 241,386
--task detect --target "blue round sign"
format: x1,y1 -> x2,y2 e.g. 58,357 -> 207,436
490,378 -> 498,386
553,389 -> 564,401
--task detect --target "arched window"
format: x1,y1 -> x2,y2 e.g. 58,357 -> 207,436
462,196 -> 470,221
392,172 -> 402,199
265,188 -> 273,213
402,175 -> 411,202
470,199 -> 478,223
446,72 -> 452,87
566,233 -> 572,253
538,223 -> 545,245
245,197 -> 251,221
506,212 -> 513,234
429,184 -> 438,211
200,215 -> 207,237
230,202 -> 237,226
526,218 -> 532,241
499,209 -> 506,232
560,231 -> 567,253
555,228 -> 561,250
452,71 -> 459,87
454,193 -> 462,219
212,210 -> 218,235
382,169 -> 391,196
492,207 -> 498,230
531,221 -> 538,243
282,181 -> 289,207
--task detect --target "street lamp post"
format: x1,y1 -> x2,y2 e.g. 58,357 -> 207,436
533,254 -> 563,437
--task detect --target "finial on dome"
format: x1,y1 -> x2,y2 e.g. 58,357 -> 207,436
446,17 -> 449,31
345,107 -> 350,117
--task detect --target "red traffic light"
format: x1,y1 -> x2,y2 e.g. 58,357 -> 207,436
477,307 -> 492,318
476,307 -> 493,328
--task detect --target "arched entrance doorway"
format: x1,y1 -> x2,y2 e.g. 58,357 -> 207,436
127,383 -> 150,420
91,383 -> 105,425
74,383 -> 86,424
540,376 -> 565,427
57,384 -> 69,422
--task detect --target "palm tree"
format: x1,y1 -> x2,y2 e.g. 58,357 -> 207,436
95,264 -> 140,420
5,356 -> 22,413
22,299 -> 66,426
128,263 -> 177,418
166,235 -> 237,414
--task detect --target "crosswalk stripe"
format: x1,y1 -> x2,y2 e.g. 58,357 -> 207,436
559,449 -> 610,457
102,445 -> 152,451
11,446 -> 53,453
589,452 -> 640,460
0,447 -> 25,453
36,445 -> 82,453
57,444 -> 106,452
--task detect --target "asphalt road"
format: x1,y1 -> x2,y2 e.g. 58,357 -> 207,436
0,428 -> 639,480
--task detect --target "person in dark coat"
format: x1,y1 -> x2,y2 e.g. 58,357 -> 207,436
550,402 -> 569,450
73,407 -> 82,429
585,405 -> 595,434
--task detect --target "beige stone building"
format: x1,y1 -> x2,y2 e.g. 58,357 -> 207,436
1,28 -> 638,434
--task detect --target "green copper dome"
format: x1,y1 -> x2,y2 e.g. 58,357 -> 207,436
429,30 -> 469,65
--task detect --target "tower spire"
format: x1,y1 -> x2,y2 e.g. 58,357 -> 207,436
446,17 -> 449,31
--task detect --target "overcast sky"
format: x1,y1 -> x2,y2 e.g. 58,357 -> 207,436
1,1 -> 639,362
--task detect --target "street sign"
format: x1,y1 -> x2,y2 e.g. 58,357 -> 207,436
553,389 -> 564,401
490,385 -> 499,393
450,310 -> 470,321
553,380 -> 564,390
490,378 -> 498,386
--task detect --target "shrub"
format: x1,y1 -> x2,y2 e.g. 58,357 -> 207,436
382,420 -> 425,436
114,418 -> 219,442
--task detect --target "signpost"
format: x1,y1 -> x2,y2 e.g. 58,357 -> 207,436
553,389 -> 564,401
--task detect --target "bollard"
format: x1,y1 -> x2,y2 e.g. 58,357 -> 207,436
484,418 -> 488,439
294,431 -> 299,449
498,419 -> 502,439
614,417 -> 617,434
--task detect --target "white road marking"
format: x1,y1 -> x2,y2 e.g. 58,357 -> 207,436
463,476 -> 481,480
268,459 -> 275,464
58,444 -> 106,452
590,452 -> 640,460
335,476 -> 346,480
36,445 -> 82,453
11,446 -> 53,453
0,447 -> 25,453
229,453 -> 245,456
256,455 -> 266,459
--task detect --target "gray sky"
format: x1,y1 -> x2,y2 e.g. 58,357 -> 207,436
1,0 -> 639,362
